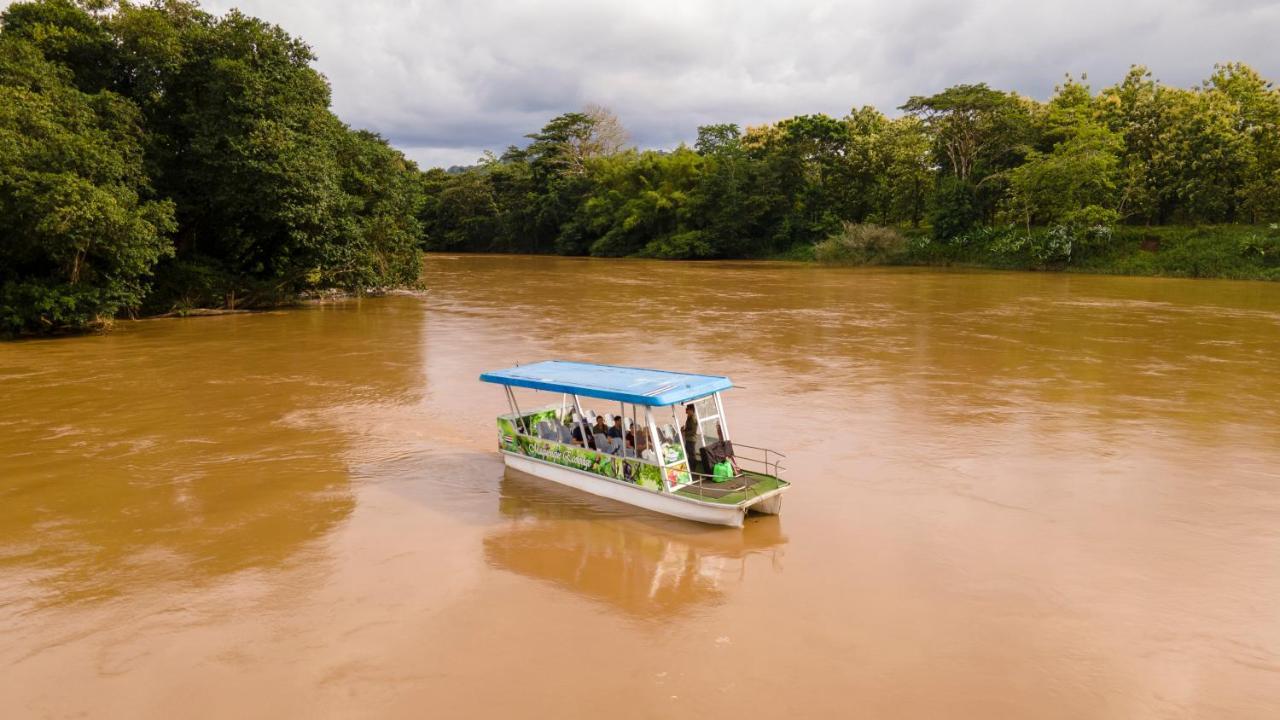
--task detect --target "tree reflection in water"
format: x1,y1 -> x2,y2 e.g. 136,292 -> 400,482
0,298 -> 428,610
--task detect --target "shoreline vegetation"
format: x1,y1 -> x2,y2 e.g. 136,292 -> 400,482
802,223 -> 1280,281
4,2 -> 1279,337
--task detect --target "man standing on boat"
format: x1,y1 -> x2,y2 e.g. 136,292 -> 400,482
684,405 -> 702,474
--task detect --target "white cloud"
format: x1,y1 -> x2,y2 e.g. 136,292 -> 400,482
401,145 -> 491,170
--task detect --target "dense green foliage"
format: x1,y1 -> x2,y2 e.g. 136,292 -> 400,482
891,223 -> 1280,281
421,66 -> 1280,282
1,0 -> 424,334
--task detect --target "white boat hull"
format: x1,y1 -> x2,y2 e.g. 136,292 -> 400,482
750,494 -> 783,515
502,451 -> 759,528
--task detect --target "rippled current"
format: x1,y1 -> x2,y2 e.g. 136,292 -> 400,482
2,256 -> 1279,718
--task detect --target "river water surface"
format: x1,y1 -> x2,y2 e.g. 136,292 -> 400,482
3,255 -> 1280,718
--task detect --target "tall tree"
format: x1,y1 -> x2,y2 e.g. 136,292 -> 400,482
581,103 -> 632,157
901,83 -> 1029,182
0,33 -> 174,333
1207,62 -> 1280,222
881,117 -> 934,226
902,83 -> 1032,237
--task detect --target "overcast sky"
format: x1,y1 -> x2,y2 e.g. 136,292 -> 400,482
124,2 -> 1280,167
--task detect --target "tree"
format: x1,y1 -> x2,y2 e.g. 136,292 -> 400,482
762,113 -> 851,246
2,0 -> 433,323
836,106 -> 889,224
1006,123 -> 1122,228
523,106 -> 631,174
1160,85 -> 1251,222
1099,66 -> 1178,223
423,168 -> 498,251
879,117 -> 933,226
582,103 -> 631,156
568,147 -> 706,258
1036,74 -> 1098,149
690,123 -> 765,257
330,130 -> 424,289
0,33 -> 174,333
0,0 -> 115,92
903,83 -> 1032,237
901,83 -> 1029,182
1006,78 -> 1123,228
1207,63 -> 1280,222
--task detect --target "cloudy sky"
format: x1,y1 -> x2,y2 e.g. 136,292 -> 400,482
167,1 -> 1280,167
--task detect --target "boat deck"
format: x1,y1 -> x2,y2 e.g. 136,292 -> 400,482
674,471 -> 787,505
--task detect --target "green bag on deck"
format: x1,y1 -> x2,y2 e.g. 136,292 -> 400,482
712,460 -> 734,482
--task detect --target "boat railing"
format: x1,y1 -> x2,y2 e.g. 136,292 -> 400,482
678,443 -> 787,502
731,442 -> 787,479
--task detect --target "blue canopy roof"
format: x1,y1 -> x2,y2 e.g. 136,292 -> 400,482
480,360 -> 732,406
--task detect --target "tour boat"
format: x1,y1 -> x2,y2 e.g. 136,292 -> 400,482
480,360 -> 789,527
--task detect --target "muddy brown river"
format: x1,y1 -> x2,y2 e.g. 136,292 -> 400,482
2,255 -> 1279,718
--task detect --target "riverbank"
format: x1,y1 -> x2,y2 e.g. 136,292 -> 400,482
0,286 -> 429,340
801,224 -> 1280,281
6,226 -> 1275,340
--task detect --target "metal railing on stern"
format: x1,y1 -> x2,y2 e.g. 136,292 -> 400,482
678,443 -> 787,502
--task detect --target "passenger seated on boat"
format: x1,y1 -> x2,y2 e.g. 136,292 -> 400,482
592,415 -> 609,438
591,430 -> 611,453
536,420 -> 556,440
620,436 -> 638,458
659,424 -> 679,454
562,412 -> 587,446
594,422 -> 624,454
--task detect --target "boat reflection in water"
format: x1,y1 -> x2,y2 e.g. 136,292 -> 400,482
483,469 -> 787,618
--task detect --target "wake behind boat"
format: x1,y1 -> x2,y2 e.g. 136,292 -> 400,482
480,361 -> 789,527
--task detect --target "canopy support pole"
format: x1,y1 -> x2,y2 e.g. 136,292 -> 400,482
572,394 -> 591,448
506,386 -> 526,434
645,407 -> 670,493
714,392 -> 731,442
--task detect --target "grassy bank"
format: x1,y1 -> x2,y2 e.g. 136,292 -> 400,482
808,223 -> 1280,281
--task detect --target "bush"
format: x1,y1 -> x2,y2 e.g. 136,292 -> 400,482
641,231 -> 714,259
954,224 -> 1019,248
1060,205 -> 1119,253
814,223 -> 907,264
1239,226 -> 1280,267
987,226 -> 1086,265
980,207 -> 1118,267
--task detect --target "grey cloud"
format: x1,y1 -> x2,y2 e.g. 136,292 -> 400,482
150,1 -> 1280,166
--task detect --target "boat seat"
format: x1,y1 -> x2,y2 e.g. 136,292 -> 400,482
557,425 -> 574,443
593,432 -> 622,455
592,432 -> 610,453
536,420 -> 554,440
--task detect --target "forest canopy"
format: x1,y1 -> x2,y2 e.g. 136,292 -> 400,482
423,67 -> 1280,260
0,0 -> 425,334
